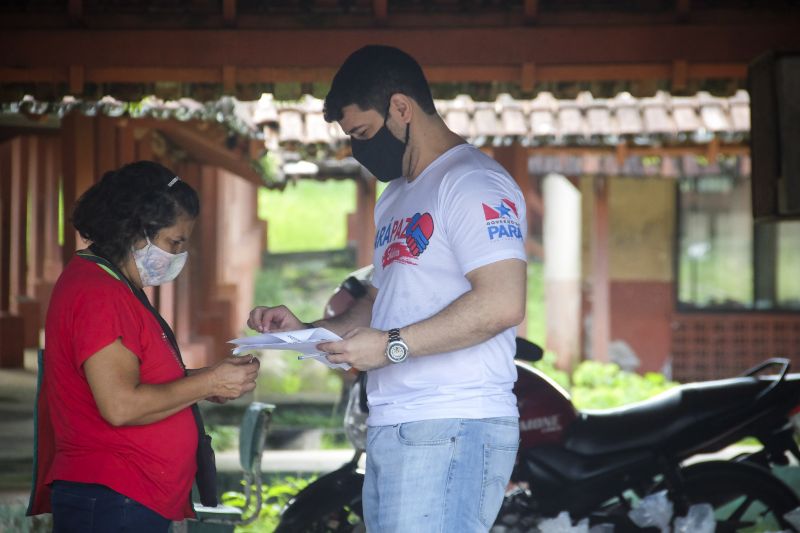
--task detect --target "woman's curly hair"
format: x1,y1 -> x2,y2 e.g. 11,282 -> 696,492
72,160 -> 200,265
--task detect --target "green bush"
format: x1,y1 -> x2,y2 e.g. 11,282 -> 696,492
533,355 -> 678,410
222,476 -> 314,533
207,425 -> 239,453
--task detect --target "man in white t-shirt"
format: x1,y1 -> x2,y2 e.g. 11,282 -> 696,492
247,45 -> 527,532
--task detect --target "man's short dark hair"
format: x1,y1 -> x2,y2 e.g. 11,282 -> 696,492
323,45 -> 437,123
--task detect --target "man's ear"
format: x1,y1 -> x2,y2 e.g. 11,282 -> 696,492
389,93 -> 413,124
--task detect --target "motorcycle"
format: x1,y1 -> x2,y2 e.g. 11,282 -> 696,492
276,275 -> 800,532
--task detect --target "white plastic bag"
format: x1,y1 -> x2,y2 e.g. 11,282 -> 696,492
627,490 -> 673,533
674,503 -> 715,533
537,511 -> 590,533
784,506 -> 800,530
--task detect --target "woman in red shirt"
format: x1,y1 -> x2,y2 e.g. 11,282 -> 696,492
29,161 -> 260,532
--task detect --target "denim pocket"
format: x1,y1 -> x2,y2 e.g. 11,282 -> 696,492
396,418 -> 460,446
52,486 -> 96,532
479,442 -> 519,527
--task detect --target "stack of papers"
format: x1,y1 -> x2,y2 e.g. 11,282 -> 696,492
228,327 -> 350,370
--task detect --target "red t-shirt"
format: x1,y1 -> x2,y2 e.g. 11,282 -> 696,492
30,255 -> 198,520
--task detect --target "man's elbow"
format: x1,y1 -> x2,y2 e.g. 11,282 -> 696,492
500,305 -> 526,330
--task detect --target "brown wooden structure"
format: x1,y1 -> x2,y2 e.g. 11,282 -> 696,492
1,0 -> 800,379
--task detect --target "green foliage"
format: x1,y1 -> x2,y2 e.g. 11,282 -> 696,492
257,181 -> 356,252
320,430 -> 350,450
221,476 -> 314,533
525,261 -> 545,348
254,152 -> 281,184
531,352 -> 677,410
570,360 -> 677,410
532,351 -> 570,392
254,260 -> 355,328
207,425 -> 239,453
272,407 -> 342,429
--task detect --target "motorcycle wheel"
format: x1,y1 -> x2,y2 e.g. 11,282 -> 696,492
679,460 -> 800,533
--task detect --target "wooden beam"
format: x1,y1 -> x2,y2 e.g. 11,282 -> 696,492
0,63 -> 756,86
222,66 -> 237,95
157,122 -> 264,187
672,59 -> 688,92
526,143 -> 748,158
2,25 -> 798,71
68,0 -> 83,23
521,62 -> 536,93
222,0 -> 237,26
69,64 -> 84,95
373,0 -> 388,23
676,0 -> 691,22
523,0 -> 538,24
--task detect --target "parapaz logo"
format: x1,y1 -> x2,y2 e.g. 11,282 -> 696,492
376,212 -> 435,268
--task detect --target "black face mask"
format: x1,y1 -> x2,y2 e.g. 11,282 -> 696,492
350,108 -> 410,183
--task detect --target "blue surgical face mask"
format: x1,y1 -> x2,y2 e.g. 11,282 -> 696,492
350,103 -> 410,182
132,236 -> 188,287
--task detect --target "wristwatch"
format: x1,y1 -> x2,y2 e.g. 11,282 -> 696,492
385,328 -> 410,364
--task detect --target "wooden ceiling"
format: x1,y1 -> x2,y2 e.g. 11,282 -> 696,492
1,0 -> 799,101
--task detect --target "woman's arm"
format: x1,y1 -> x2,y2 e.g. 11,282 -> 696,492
84,339 -> 259,426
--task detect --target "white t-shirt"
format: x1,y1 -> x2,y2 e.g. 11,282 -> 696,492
368,143 -> 528,426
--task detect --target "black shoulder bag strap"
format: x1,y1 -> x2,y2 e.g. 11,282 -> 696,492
77,250 -> 219,508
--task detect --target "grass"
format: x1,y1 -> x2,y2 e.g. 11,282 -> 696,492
258,180 -> 356,253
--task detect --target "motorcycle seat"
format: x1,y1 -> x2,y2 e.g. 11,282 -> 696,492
563,376 -> 765,456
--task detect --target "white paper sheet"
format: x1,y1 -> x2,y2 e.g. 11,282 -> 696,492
228,327 -> 350,370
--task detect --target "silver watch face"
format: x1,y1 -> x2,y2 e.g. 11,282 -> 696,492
387,341 -> 408,363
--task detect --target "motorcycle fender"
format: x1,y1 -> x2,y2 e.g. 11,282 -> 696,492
278,464 -> 365,528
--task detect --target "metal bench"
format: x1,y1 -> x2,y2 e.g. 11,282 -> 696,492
184,402 -> 276,533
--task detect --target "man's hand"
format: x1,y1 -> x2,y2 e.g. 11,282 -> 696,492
207,355 -> 260,400
247,305 -> 304,333
317,327 -> 390,371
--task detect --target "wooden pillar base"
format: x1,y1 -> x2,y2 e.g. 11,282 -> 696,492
0,313 -> 25,368
18,297 -> 42,349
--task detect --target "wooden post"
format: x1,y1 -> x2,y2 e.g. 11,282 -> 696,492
95,116 -> 119,177
355,178 -> 377,269
591,176 -> 611,363
61,112 -> 96,265
16,137 -> 42,348
9,137 -> 27,315
39,137 -> 63,313
0,140 -> 24,367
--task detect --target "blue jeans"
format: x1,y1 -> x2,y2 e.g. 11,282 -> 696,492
51,480 -> 171,533
363,417 -> 519,533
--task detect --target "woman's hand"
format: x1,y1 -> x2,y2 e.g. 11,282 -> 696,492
247,305 -> 305,333
207,355 -> 260,400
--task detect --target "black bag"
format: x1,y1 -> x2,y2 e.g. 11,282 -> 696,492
77,251 -> 219,507
193,417 -> 219,507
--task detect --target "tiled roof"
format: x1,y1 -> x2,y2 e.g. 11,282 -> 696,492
2,90 -> 750,147
1,90 -> 752,182
256,90 -> 750,149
